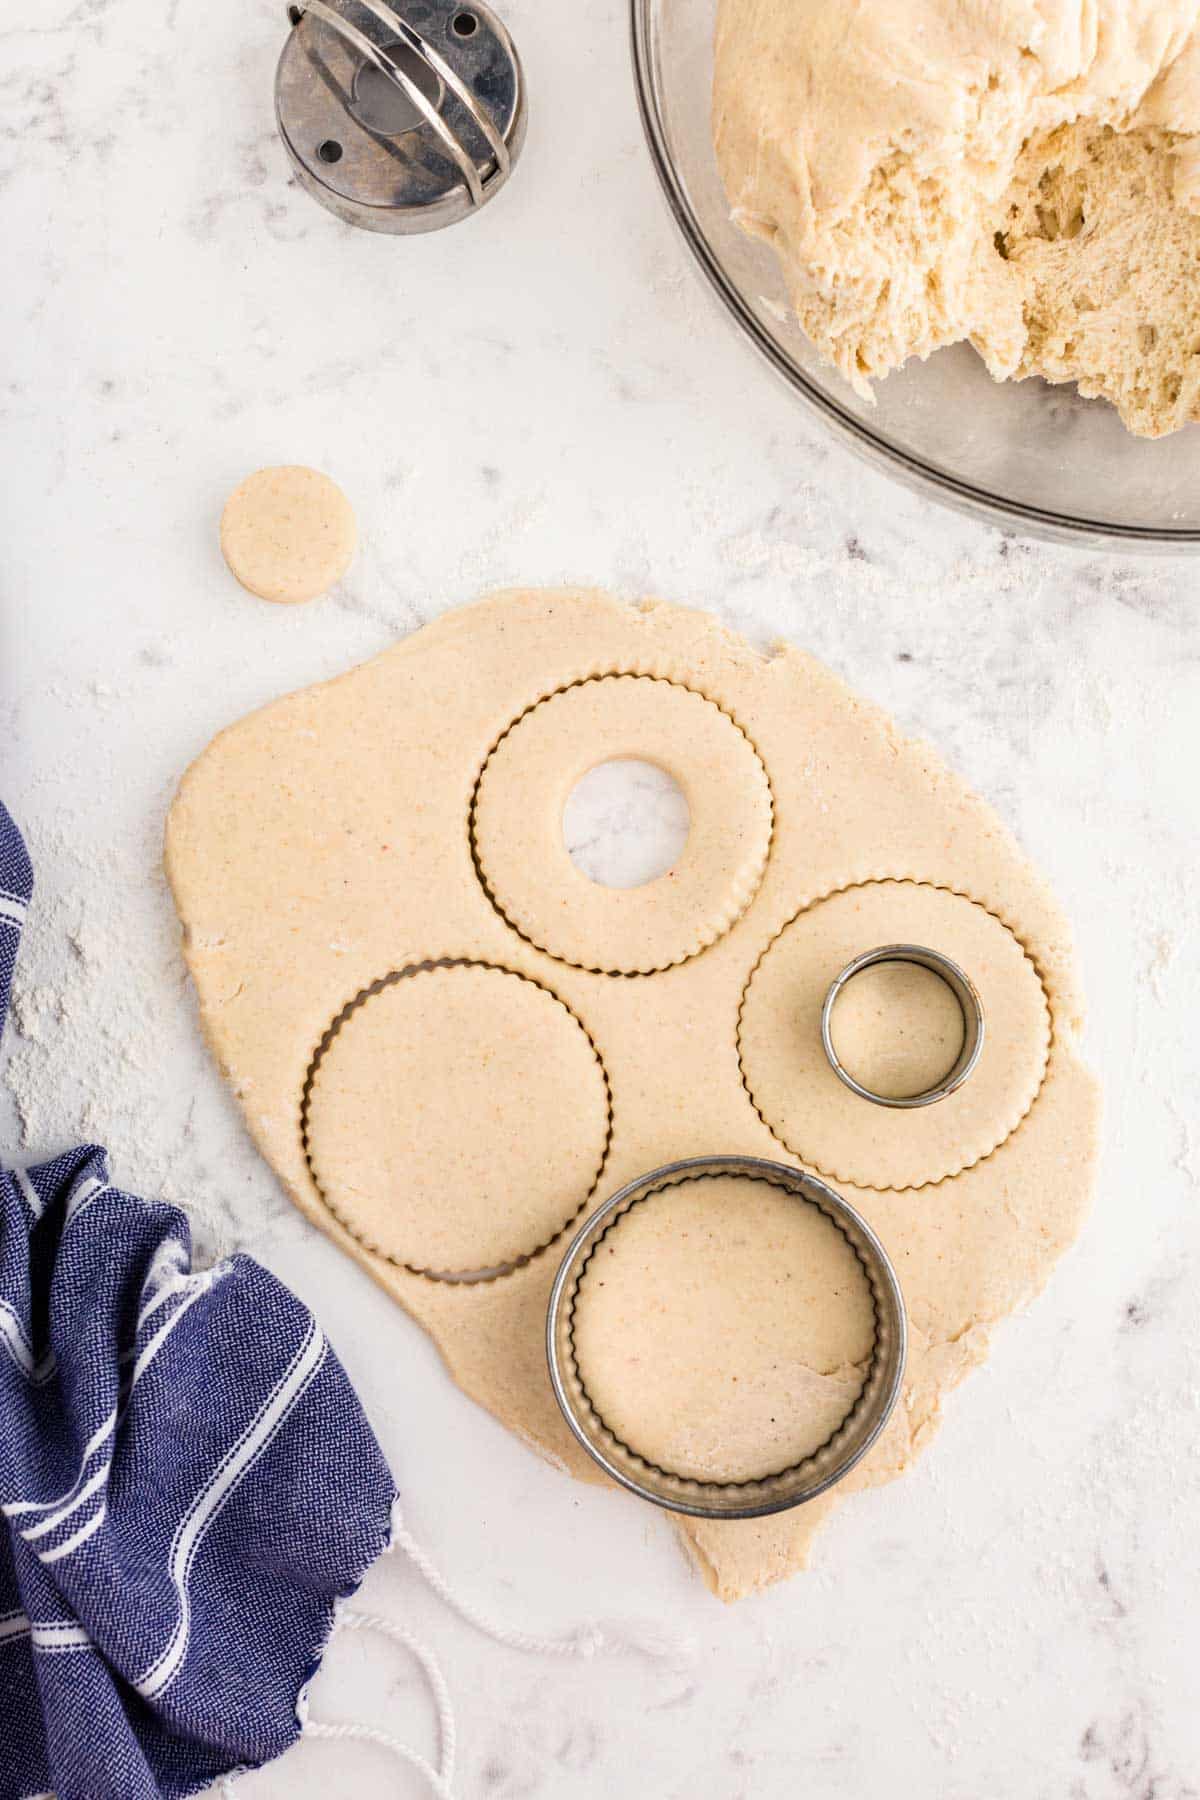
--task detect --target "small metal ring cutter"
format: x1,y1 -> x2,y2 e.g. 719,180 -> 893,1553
275,0 -> 526,233
547,1155 -> 907,1520
821,943 -> 985,1110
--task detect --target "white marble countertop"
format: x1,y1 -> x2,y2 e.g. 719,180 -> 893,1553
4,0 -> 1200,1794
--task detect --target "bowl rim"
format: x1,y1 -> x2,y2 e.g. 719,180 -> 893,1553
628,0 -> 1200,550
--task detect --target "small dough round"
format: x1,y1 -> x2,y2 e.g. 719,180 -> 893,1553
472,675 -> 773,974
220,465 -> 356,605
829,959 -> 965,1101
571,1174 -> 875,1484
738,882 -> 1050,1190
305,963 -> 610,1274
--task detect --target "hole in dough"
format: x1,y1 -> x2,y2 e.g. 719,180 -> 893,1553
304,962 -> 611,1276
828,960 -> 965,1102
571,1174 -> 875,1485
562,759 -> 690,890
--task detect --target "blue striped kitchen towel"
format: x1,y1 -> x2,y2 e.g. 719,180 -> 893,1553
0,800 -> 398,1800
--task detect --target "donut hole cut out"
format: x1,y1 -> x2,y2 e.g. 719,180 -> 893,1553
569,1173 -> 876,1485
471,675 -> 773,974
562,759 -> 690,890
738,882 -> 1051,1190
302,961 -> 612,1278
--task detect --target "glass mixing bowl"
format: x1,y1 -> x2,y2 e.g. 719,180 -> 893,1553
631,0 -> 1200,548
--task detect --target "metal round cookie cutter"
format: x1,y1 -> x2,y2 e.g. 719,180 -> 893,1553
276,0 -> 526,234
821,943 -> 986,1110
546,1155 -> 907,1520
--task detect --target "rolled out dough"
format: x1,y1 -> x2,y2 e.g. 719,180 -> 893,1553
713,0 -> 1200,435
165,589 -> 1100,1601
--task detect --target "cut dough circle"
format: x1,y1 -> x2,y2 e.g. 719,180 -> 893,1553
472,675 -> 773,974
220,465 -> 356,605
304,962 -> 611,1274
570,1173 -> 876,1484
738,882 -> 1050,1189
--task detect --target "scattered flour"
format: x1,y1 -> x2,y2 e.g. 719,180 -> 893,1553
1,815 -> 288,1266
